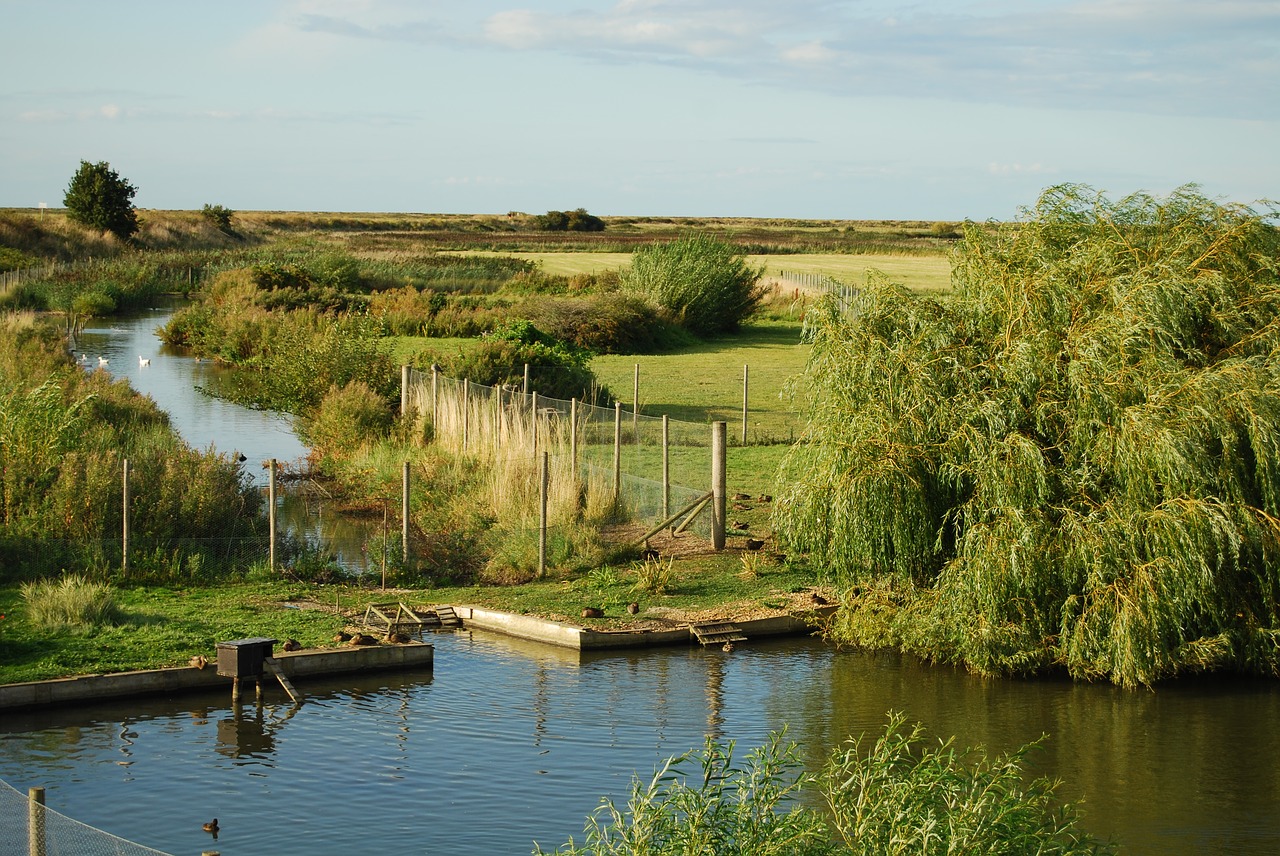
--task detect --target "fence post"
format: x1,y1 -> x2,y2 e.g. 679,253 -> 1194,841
268,459 -> 277,573
662,415 -> 670,523
633,363 -> 640,442
539,451 -> 549,578
712,422 -> 726,550
431,365 -> 439,424
742,364 -> 749,445
570,398 -> 579,485
463,378 -> 470,452
402,461 -> 411,567
400,364 -> 410,417
121,459 -> 130,574
28,786 -> 45,856
523,362 -> 530,395
531,391 -> 539,458
613,402 -> 622,504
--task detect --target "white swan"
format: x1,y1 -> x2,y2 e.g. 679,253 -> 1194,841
98,356 -> 109,366
139,356 -> 150,367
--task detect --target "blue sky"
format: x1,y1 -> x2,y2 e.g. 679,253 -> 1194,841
2,0 -> 1276,220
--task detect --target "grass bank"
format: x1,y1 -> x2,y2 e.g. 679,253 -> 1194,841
0,549 -> 815,685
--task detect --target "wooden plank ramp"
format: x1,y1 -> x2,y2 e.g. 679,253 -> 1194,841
263,657 -> 302,703
432,605 -> 462,628
691,622 -> 747,647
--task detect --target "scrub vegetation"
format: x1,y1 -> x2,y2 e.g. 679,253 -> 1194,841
542,716 -> 1114,856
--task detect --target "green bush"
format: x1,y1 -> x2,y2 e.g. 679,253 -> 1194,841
622,234 -> 766,336
299,380 -> 394,459
543,715 -> 1115,856
63,160 -> 139,240
201,204 -> 235,232
448,320 -> 603,401
529,293 -> 690,354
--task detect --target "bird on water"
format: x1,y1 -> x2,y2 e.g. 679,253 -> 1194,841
203,819 -> 219,837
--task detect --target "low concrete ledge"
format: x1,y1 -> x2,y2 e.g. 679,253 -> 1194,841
456,606 -> 826,650
0,642 -> 432,713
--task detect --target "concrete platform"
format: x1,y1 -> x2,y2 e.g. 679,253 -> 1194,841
457,606 -> 830,650
0,642 -> 433,713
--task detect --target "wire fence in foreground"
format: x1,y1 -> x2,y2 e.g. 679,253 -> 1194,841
0,779 -> 174,856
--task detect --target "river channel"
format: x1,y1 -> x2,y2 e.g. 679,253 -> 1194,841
0,310 -> 1278,854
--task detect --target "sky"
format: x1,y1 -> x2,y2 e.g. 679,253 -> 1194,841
1,0 -> 1277,221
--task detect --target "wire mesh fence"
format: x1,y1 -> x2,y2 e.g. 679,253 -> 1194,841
0,780 -> 174,856
407,368 -> 721,542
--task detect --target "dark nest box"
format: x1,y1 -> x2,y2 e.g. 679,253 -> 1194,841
216,637 -> 277,679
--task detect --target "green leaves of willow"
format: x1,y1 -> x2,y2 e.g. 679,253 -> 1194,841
776,184 -> 1280,686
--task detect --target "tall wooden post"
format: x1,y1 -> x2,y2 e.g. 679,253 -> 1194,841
742,364 -> 749,445
121,459 -> 130,574
633,363 -> 640,442
523,362 -> 530,395
431,365 -> 439,424
539,451 -> 549,578
613,402 -> 622,504
402,461 -> 411,566
462,378 -> 470,451
712,422 -> 726,550
268,459 -> 277,573
531,391 -> 540,458
28,786 -> 45,856
400,364 -> 410,417
570,398 -> 579,485
662,415 -> 670,522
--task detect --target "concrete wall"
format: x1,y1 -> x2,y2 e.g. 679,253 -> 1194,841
0,643 -> 433,713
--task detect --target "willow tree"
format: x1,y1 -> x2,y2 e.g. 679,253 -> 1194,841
775,185 -> 1280,686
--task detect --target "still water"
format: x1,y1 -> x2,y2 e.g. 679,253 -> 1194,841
9,307 -> 1276,854
2,632 -> 1279,855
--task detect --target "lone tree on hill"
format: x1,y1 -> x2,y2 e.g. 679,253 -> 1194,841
775,183 -> 1280,687
63,160 -> 139,240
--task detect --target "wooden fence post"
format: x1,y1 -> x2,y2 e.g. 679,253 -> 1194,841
633,363 -> 640,442
662,415 -> 670,523
523,362 -> 530,395
121,459 -> 130,574
539,451 -> 549,578
402,461 -> 410,566
268,459 -> 277,573
742,363 -> 749,445
400,364 -> 410,417
29,786 -> 45,856
531,391 -> 539,458
712,422 -> 726,550
613,402 -> 622,504
462,378 -> 470,452
431,365 -> 439,423
570,398 -> 579,485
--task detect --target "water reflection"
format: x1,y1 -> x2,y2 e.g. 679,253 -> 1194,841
1,632 -> 1278,855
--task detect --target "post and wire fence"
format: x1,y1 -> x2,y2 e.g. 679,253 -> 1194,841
1,780 -> 176,856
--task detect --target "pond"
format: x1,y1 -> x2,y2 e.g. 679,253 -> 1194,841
1,632 -> 1278,855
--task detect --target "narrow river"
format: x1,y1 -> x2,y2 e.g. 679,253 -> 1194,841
0,309 -> 1276,855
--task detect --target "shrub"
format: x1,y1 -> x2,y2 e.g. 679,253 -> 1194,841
536,208 -> 606,232
448,320 -> 602,402
542,715 -> 1115,856
529,293 -> 690,354
622,234 -> 766,336
299,380 -> 394,459
201,204 -> 235,232
63,160 -> 139,240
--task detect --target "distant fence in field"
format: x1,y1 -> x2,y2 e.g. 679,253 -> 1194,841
1,780 -> 174,856
775,269 -> 861,315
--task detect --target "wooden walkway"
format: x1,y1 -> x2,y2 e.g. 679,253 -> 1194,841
690,621 -> 747,647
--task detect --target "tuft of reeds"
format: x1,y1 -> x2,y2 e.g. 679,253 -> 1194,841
20,574 -> 123,631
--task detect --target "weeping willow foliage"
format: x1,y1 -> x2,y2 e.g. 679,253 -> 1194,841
776,184 -> 1280,686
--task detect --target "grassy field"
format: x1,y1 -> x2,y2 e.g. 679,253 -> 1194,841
455,250 -> 954,295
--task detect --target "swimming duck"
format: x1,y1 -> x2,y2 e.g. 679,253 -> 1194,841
202,819 -> 219,835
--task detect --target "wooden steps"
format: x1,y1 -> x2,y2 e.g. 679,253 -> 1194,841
432,605 -> 462,628
263,657 -> 301,703
691,621 -> 747,647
